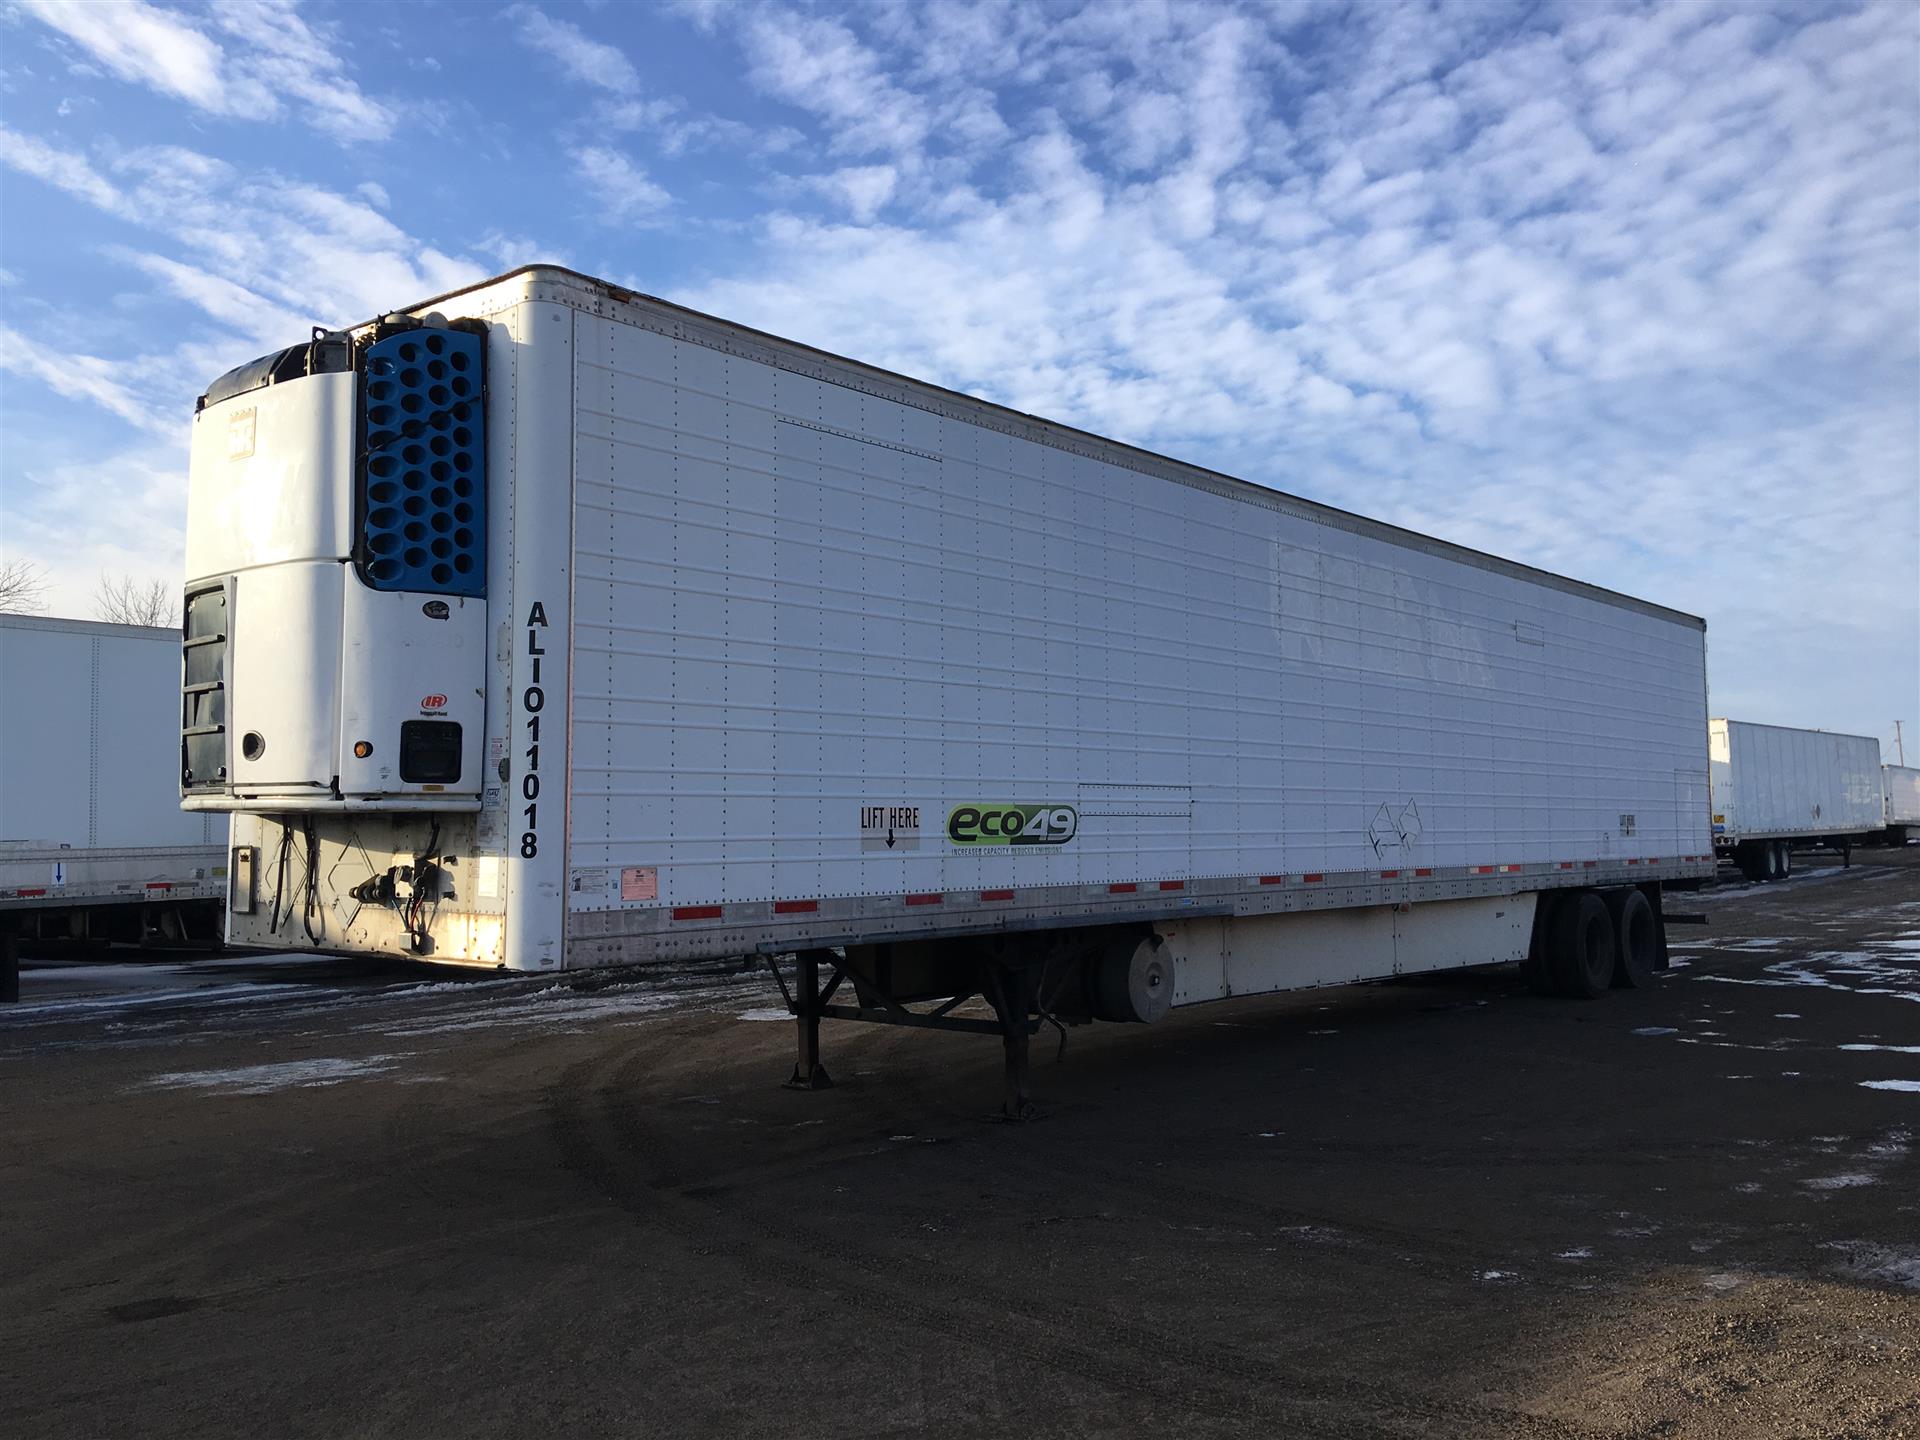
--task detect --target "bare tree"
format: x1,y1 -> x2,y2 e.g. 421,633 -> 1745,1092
0,558 -> 50,614
94,574 -> 178,628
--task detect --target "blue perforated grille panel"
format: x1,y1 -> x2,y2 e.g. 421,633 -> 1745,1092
360,328 -> 484,595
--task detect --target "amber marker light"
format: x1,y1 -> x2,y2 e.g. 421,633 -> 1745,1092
353,741 -> 373,758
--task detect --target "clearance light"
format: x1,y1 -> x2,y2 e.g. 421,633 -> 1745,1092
353,741 -> 373,758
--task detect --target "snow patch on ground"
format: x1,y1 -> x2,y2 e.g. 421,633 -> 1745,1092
737,1008 -> 792,1022
1631,1026 -> 1678,1037
4,982 -> 311,1019
144,1055 -> 404,1095
363,983 -> 701,1038
1825,1242 -> 1920,1290
1841,1043 -> 1920,1054
1802,1172 -> 1880,1190
1861,1080 -> 1920,1093
1696,946 -> 1920,1004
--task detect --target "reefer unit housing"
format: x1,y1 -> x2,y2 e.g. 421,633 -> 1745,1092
183,268 -> 1711,1099
1,615 -> 225,941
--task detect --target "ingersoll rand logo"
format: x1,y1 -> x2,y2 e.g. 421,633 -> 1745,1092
419,694 -> 448,711
947,804 -> 1078,846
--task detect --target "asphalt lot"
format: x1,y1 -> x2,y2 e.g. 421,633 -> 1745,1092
3,853 -> 1916,1439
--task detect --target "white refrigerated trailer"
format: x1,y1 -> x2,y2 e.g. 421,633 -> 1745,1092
1708,719 -> 1882,880
1,615 -> 225,944
1882,765 -> 1920,845
181,266 -> 1713,1110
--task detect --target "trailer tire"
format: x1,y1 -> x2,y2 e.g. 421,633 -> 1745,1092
1606,888 -> 1657,988
1735,842 -> 1764,883
1548,892 -> 1616,999
1775,841 -> 1792,880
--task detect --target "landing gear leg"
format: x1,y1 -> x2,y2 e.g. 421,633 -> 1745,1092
784,948 -> 835,1091
984,963 -> 1043,1122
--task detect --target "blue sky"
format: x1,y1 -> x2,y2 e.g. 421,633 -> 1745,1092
0,0 -> 1915,747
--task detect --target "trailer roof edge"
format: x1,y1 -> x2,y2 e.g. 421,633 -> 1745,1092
390,263 -> 1706,632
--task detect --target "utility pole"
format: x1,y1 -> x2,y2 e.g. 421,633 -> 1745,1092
1897,720 -> 1906,766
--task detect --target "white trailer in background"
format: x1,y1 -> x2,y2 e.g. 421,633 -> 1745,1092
0,615 -> 226,945
1708,718 -> 1883,880
179,266 -> 1713,1111
1882,765 -> 1920,845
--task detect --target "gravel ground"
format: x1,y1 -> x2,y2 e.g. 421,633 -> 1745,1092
3,850 -> 1916,1439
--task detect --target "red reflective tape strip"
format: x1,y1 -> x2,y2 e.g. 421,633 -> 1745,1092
773,899 -> 817,915
146,882 -> 173,891
1558,861 -> 1574,870
1625,859 -> 1640,866
979,889 -> 1015,902
1380,869 -> 1400,879
1473,865 -> 1495,874
672,905 -> 724,921
17,888 -> 45,897
905,893 -> 943,906
1258,875 -> 1286,885
1158,880 -> 1185,892
1302,873 -> 1325,883
1414,868 -> 1433,877
1109,883 -> 1138,894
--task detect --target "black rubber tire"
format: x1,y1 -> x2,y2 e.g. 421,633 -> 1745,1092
1606,888 -> 1658,988
1736,842 -> 1764,883
1776,841 -> 1792,880
1760,841 -> 1781,882
1548,891 -> 1616,999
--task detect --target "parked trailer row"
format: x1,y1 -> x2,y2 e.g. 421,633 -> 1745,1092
1707,718 -> 1902,881
1883,765 -> 1920,846
0,616 -> 225,947
177,266 -> 1715,1111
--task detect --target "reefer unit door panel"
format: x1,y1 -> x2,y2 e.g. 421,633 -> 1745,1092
564,311 -> 1710,917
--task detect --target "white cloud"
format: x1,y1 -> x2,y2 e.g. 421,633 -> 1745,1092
108,249 -> 309,348
734,8 -> 934,157
512,4 -> 639,95
573,145 -> 672,222
0,443 -> 194,621
599,94 -> 803,159
811,164 -> 897,222
0,124 -> 132,216
206,0 -> 396,142
18,0 -> 228,109
0,325 -> 173,433
16,0 -> 395,142
672,0 -> 1918,732
0,130 -> 489,395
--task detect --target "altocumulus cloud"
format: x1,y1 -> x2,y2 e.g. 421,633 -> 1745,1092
0,0 -> 1912,735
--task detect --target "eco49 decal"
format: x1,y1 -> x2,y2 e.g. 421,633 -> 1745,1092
947,804 -> 1078,846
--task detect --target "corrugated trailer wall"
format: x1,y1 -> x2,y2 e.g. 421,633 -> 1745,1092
1717,721 -> 1882,838
561,306 -> 1710,920
1883,766 -> 1920,827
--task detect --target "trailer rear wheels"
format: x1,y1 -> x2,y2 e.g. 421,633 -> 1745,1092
1606,888 -> 1658,988
1548,892 -> 1617,999
1738,840 -> 1786,883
